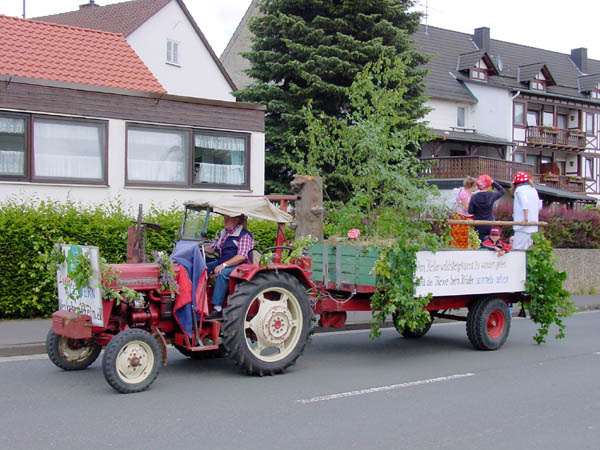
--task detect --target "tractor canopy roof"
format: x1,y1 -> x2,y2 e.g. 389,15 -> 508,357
184,197 -> 292,223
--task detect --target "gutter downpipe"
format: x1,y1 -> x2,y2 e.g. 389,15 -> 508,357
509,91 -> 521,162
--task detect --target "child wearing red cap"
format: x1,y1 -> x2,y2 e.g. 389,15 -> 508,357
482,228 -> 512,256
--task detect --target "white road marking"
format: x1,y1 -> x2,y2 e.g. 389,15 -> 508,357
595,352 -> 600,355
297,372 -> 475,404
0,354 -> 48,363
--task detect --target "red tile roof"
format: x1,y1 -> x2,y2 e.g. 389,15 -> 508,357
35,0 -> 171,36
36,0 -> 237,91
0,15 -> 165,94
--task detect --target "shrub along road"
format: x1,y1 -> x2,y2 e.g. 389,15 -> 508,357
0,311 -> 599,450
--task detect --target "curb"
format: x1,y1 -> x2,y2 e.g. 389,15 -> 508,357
0,343 -> 46,358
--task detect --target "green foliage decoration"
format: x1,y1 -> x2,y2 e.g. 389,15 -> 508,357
524,233 -> 576,344
294,55 -> 445,337
370,227 -> 444,338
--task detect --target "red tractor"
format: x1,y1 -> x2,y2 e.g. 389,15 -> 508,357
47,198 -> 314,393
48,198 -> 527,394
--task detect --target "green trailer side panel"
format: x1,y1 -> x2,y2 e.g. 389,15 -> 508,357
308,243 -> 379,287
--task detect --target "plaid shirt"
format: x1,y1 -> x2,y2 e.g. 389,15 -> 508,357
214,225 -> 254,261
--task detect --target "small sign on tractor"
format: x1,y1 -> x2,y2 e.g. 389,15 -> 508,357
47,196 -> 531,394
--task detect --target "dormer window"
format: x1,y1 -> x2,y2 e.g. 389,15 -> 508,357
470,59 -> 488,81
530,72 -> 546,91
591,83 -> 600,99
457,51 -> 499,82
518,63 -> 555,91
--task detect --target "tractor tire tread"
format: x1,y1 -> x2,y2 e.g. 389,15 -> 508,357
46,329 -> 101,371
222,272 -> 312,376
102,328 -> 161,394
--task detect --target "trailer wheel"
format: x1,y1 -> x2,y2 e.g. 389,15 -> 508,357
222,272 -> 312,376
393,313 -> 433,339
46,330 -> 101,371
467,298 -> 511,350
102,329 -> 161,394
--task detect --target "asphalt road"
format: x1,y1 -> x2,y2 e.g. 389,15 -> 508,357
1,312 -> 599,450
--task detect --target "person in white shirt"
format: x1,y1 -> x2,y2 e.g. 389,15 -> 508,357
511,171 -> 542,250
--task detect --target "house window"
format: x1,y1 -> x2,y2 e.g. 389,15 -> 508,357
543,111 -> 554,127
527,110 -> 540,127
585,157 -> 594,178
530,72 -> 546,91
557,114 -> 568,129
514,152 -> 525,163
457,107 -> 466,128
591,83 -> 600,99
193,132 -> 248,187
127,126 -> 189,185
33,117 -> 106,182
586,112 -> 595,136
514,103 -> 525,126
166,39 -> 180,66
0,114 -> 27,177
470,59 -> 488,81
125,125 -> 250,189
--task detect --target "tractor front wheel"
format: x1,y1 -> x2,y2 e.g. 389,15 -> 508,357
102,329 -> 161,394
46,330 -> 101,371
467,298 -> 511,350
222,272 -> 313,376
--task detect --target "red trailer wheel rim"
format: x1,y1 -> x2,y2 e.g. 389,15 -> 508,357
486,309 -> 505,339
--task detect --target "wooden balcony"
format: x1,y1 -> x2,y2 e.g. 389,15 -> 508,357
538,173 -> 586,193
526,126 -> 586,151
422,156 -> 534,184
421,156 -> 586,193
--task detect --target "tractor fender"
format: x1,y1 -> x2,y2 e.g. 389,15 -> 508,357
229,263 -> 315,290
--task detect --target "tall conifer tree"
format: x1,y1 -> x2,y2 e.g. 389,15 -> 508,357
236,0 -> 428,193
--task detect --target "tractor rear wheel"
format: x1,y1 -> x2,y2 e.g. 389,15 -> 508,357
46,330 -> 101,371
102,329 -> 161,394
222,272 -> 313,376
467,298 -> 511,350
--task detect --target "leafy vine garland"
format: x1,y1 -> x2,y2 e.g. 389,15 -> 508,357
523,233 -> 576,343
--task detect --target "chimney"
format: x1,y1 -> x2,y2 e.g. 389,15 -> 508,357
474,27 -> 490,52
571,47 -> 588,73
80,1 -> 100,9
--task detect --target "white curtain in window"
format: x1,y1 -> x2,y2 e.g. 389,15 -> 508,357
128,128 -> 187,183
34,119 -> 103,179
0,151 -> 24,175
194,163 -> 245,185
194,134 -> 245,185
0,117 -> 26,175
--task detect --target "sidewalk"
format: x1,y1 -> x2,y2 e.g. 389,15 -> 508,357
1,296 -> 599,357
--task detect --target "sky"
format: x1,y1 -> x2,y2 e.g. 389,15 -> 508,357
0,0 -> 599,59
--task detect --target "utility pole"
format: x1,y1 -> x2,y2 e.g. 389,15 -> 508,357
22,0 -> 26,18
425,0 -> 429,35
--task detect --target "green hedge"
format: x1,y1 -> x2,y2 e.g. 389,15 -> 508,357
0,200 -> 284,319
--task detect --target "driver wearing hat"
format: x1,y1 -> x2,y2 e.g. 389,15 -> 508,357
204,214 -> 254,318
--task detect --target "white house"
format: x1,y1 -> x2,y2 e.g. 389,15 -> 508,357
0,15 -> 265,210
222,3 -> 598,205
37,0 -> 237,101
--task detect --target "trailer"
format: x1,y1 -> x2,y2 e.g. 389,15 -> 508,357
47,197 -> 529,394
308,242 -> 526,348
